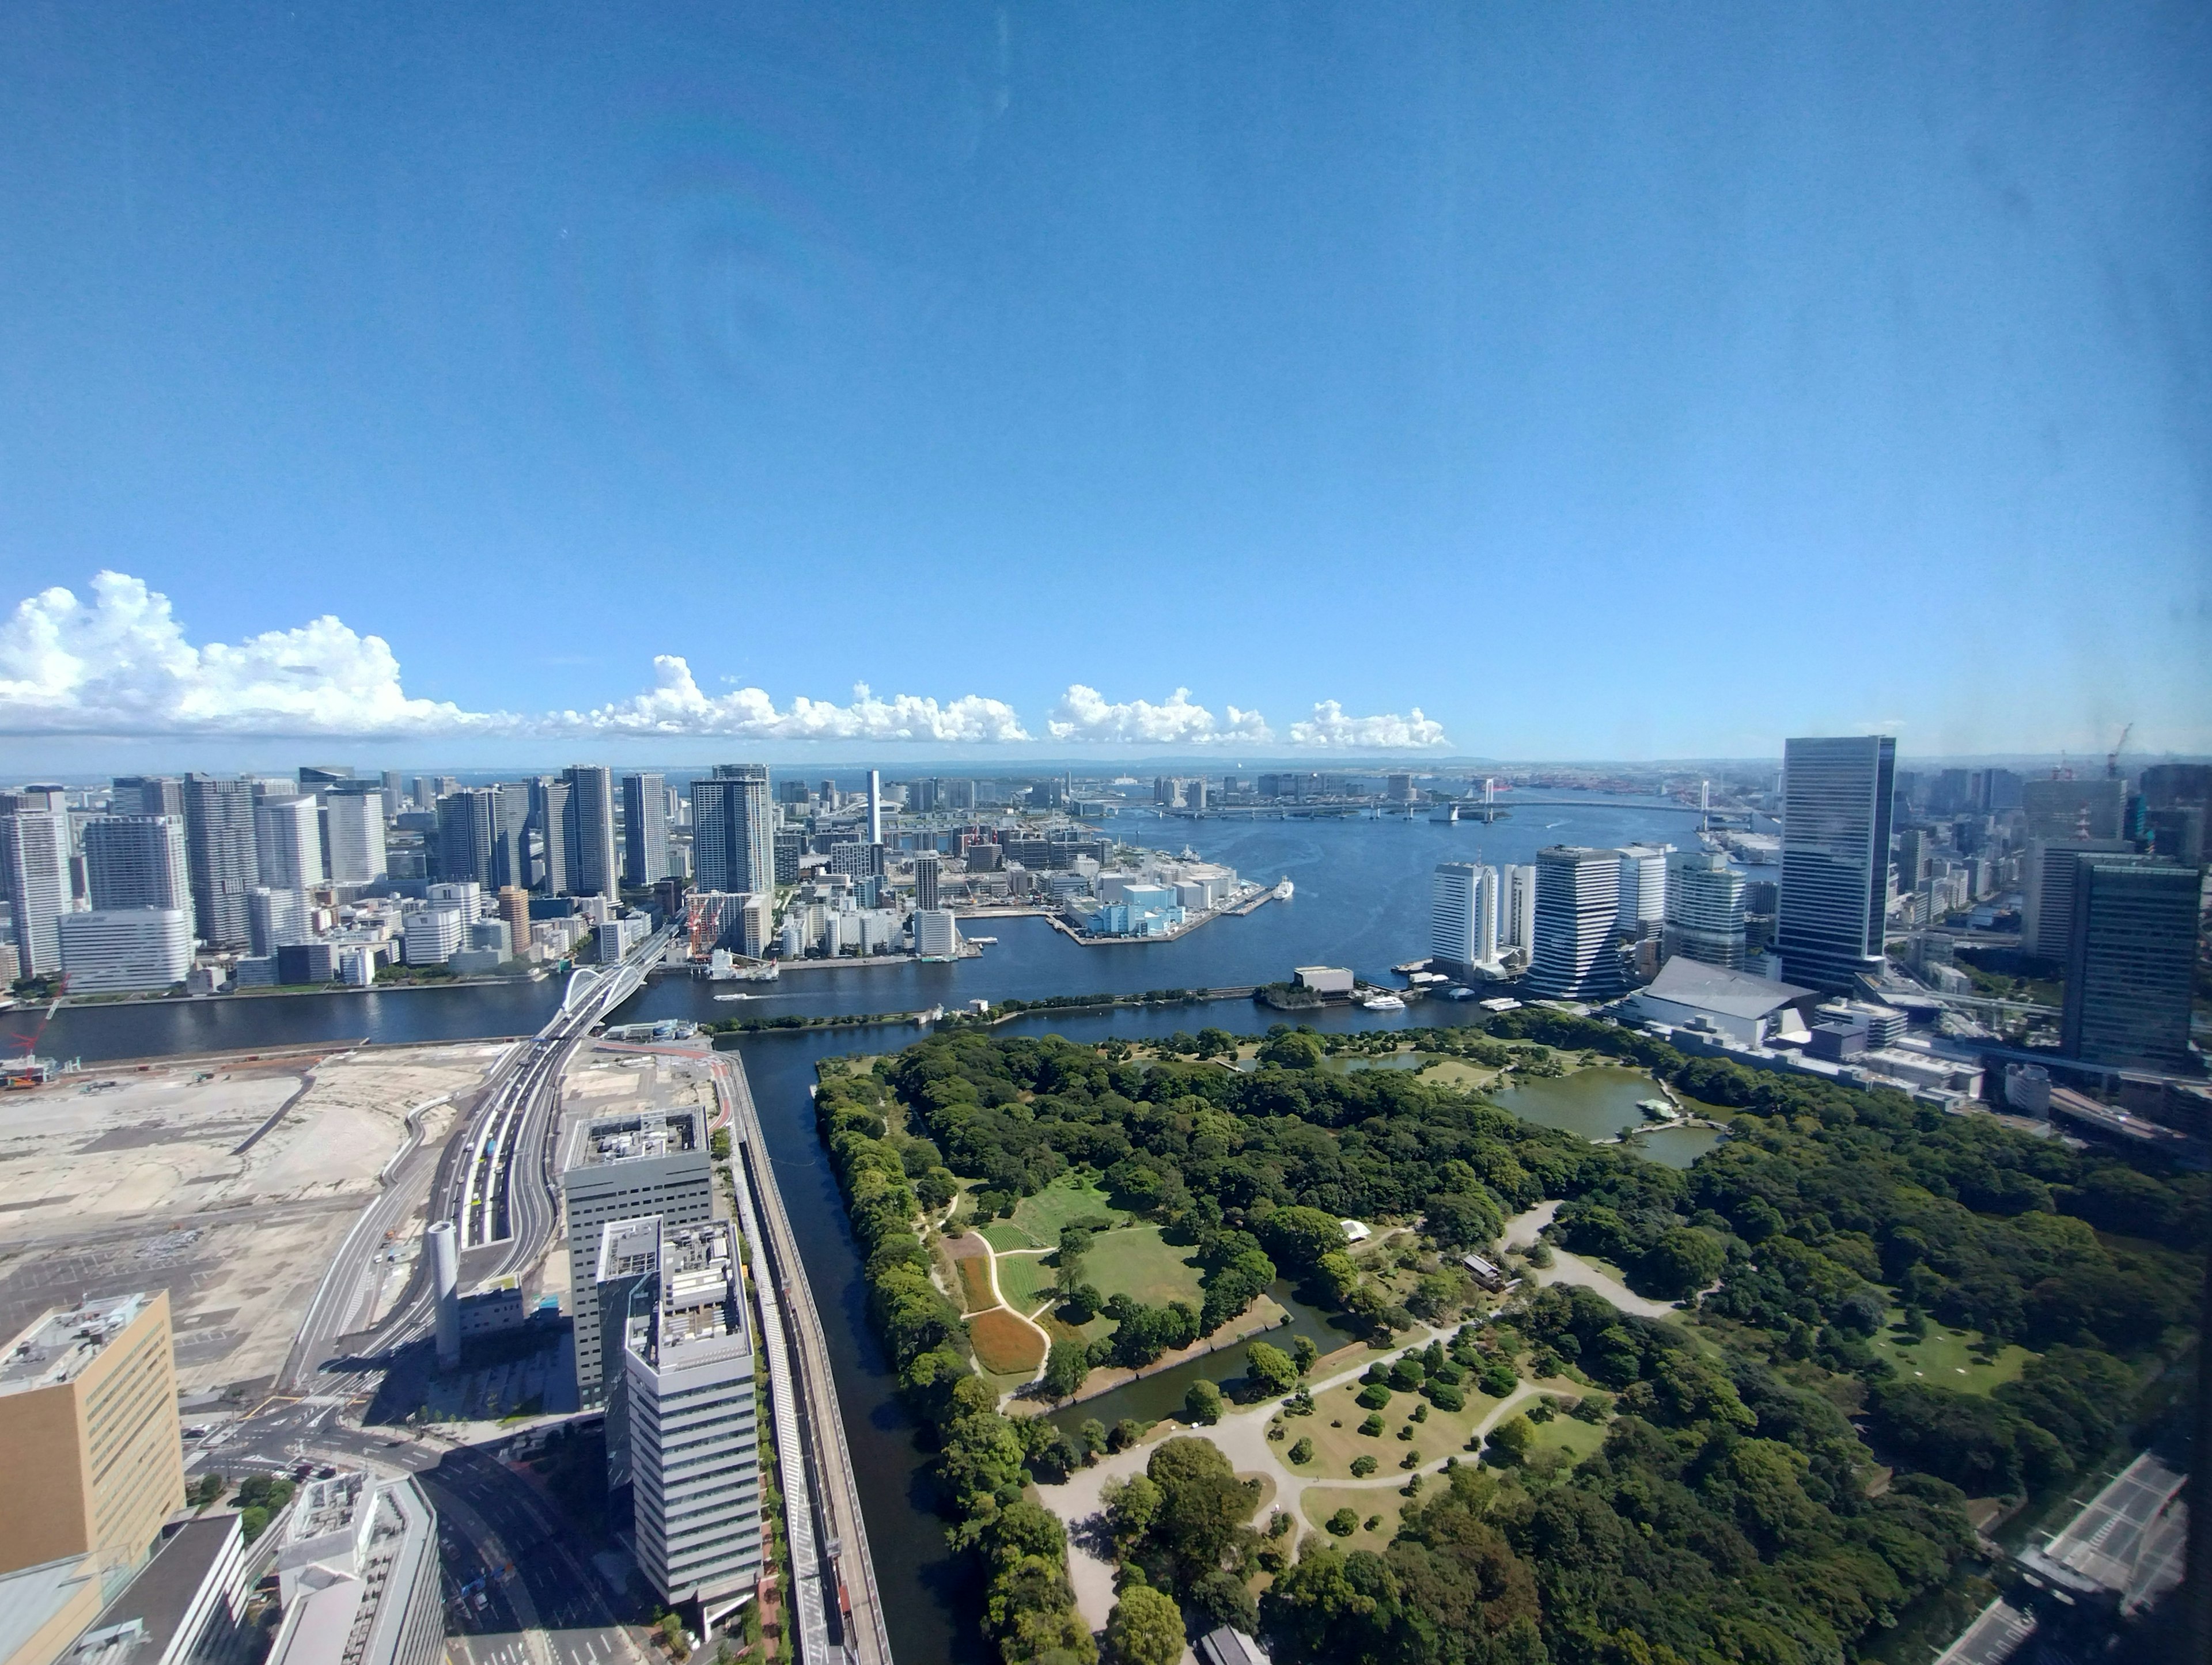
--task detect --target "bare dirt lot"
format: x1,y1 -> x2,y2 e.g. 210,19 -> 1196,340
0,1042 -> 506,1399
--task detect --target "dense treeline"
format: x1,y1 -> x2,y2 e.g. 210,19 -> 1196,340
818,1014 -> 2203,1665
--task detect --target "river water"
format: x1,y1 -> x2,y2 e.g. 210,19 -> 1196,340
6,795 -> 1718,1665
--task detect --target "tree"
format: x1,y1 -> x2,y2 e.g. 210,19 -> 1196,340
1245,1341 -> 1297,1397
1325,1508 -> 1358,1536
1058,1225 -> 1093,1291
1256,1029 -> 1325,1069
1288,1438 -> 1314,1465
1292,1335 -> 1319,1375
1259,1206 -> 1350,1270
1104,1584 -> 1184,1665
1143,1438 -> 1262,1588
1195,1027 -> 1235,1059
1485,1414 -> 1535,1465
1103,1474 -> 1163,1550
1184,1379 -> 1224,1424
1043,1340 -> 1091,1402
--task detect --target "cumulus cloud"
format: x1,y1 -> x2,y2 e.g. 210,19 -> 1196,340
1286,700 -> 1450,749
1047,685 -> 1275,746
551,657 -> 1031,742
0,571 -> 492,737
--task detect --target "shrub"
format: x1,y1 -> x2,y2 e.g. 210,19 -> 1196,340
1288,1438 -> 1314,1465
1356,1382 -> 1393,1411
1184,1379 -> 1224,1425
1359,1414 -> 1386,1437
1427,1383 -> 1465,1413
1326,1508 -> 1358,1537
1350,1455 -> 1378,1477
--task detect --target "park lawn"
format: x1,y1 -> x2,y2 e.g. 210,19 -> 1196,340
980,1221 -> 1039,1253
1001,1174 -> 1130,1247
996,1252 -> 1058,1315
953,1257 -> 996,1315
1417,1059 -> 1502,1091
1529,1411 -> 1608,1464
1301,1484 -> 1411,1548
1288,1375 -> 1518,1482
1871,1310 -> 2031,1394
1082,1224 -> 1206,1309
968,1308 -> 1046,1375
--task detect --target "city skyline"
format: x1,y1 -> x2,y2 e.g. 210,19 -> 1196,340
2,5 -> 2206,770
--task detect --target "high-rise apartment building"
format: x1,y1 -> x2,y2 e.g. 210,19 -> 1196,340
434,789 -> 497,888
913,851 -> 942,911
865,769 -> 884,846
0,1292 -> 183,1600
497,886 -> 532,959
561,1112 -> 714,1408
602,1218 -> 762,1617
2021,777 -> 2126,841
2062,858 -> 2198,1072
324,792 -> 389,886
1504,863 -> 1536,950
83,816 -> 193,935
1775,735 -> 1895,992
2021,839 -> 2135,964
529,776 -> 569,894
622,773 -> 669,888
1524,846 -> 1628,1000
691,765 -> 774,897
110,776 -> 184,819
1430,862 -> 1498,970
180,776 -> 257,950
563,767 -> 619,898
1662,849 -> 1747,970
489,785 -> 532,892
1616,844 -> 1671,938
1,808 -> 73,977
253,795 -> 326,892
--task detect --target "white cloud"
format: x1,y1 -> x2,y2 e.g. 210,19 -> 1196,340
1046,685 -> 1274,746
0,571 -> 1030,743
1286,700 -> 1450,749
551,657 -> 1031,742
0,571 -> 491,737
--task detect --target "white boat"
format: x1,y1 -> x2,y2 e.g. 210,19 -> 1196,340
1274,877 -> 1295,900
966,935 -> 998,945
1363,993 -> 1407,1011
713,992 -> 751,1002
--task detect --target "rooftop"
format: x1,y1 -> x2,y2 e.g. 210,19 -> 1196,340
0,1293 -> 154,1394
71,1516 -> 242,1665
575,1110 -> 700,1168
1636,958 -> 1815,1020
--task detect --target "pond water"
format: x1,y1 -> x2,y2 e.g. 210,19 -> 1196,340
1490,1066 -> 1671,1142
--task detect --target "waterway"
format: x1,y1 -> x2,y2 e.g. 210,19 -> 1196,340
2,795 -> 1721,1665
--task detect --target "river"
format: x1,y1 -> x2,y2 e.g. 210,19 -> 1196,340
5,795 -> 1715,1665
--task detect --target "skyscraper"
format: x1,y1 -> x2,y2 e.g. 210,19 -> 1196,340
913,851 -> 942,911
181,775 -> 260,949
2021,777 -> 2126,841
110,776 -> 183,818
866,769 -> 883,846
691,765 -> 774,897
1616,844 -> 1671,938
1430,862 -> 1498,970
1524,846 -> 1627,999
1505,863 -> 1537,950
83,816 -> 194,937
435,788 -> 497,888
2021,839 -> 2135,964
490,784 -> 532,892
529,775 -> 570,894
324,792 -> 388,886
563,1112 -> 714,1408
563,767 -> 619,898
254,795 -> 326,891
622,773 -> 669,888
1662,849 -> 1746,970
0,808 -> 72,977
1775,735 -> 1895,992
2062,858 -> 2197,1071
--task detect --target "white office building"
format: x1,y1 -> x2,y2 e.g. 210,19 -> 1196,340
248,886 -> 312,957
82,816 -> 194,939
324,794 -> 388,886
253,796 -> 326,891
912,908 -> 961,958
58,909 -> 192,993
605,1219 -> 763,1620
1662,849 -> 1747,970
562,1112 -> 714,1408
1430,862 -> 1499,970
402,904 -> 465,966
1503,863 -> 1537,951
1616,844 -> 1671,938
1,808 -> 71,977
426,881 -> 482,921
267,1473 -> 443,1665
1524,845 -> 1627,1000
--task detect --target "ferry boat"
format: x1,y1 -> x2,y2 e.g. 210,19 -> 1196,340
1362,992 -> 1407,1012
713,992 -> 752,1002
1273,877 -> 1295,900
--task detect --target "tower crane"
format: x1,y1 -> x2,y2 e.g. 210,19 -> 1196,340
2105,722 -> 2133,779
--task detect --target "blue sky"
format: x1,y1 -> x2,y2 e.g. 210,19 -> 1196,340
1,2 -> 2206,771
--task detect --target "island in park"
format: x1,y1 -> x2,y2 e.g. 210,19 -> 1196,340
813,1008 -> 2204,1665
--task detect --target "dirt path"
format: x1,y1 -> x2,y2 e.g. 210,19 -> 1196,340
1501,1200 -> 1680,1319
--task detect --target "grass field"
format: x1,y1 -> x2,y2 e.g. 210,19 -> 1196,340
978,1174 -> 1130,1249
1870,1310 -> 2031,1393
1530,1413 -> 1608,1465
953,1257 -> 995,1314
1285,1374 -> 1520,1482
1416,1059 -> 1503,1090
1301,1484 -> 1409,1546
968,1308 -> 1046,1374
1081,1224 -> 1206,1309
995,1251 -> 1057,1314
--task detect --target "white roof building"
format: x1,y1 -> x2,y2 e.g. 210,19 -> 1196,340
1627,957 -> 1815,1049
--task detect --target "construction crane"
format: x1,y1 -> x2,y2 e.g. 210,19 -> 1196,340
2105,722 -> 2133,779
2,974 -> 67,1088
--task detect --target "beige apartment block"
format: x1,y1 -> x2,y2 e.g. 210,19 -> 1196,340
0,1291 -> 184,1600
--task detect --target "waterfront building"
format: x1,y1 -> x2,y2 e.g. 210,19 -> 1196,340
692,765 -> 774,897
529,776 -> 570,895
1775,735 -> 1895,992
401,904 -> 465,967
0,1292 -> 183,1601
913,850 -> 942,911
562,767 -> 619,898
181,776 -> 259,950
434,788 -> 496,888
81,817 -> 188,938
2021,839 -> 2135,964
488,783 -> 531,892
1626,958 -> 1813,1048
603,1218 -> 762,1621
1,808 -> 71,977
2022,777 -> 2126,841
253,795 -> 325,892
1616,844 -> 1671,938
1524,846 -> 1628,1000
561,1111 -> 714,1409
622,772 -> 669,888
267,1473 -> 443,1665
1505,863 -> 1536,951
2062,858 -> 2198,1072
1662,849 -> 1746,970
497,886 -> 532,959
58,909 -> 192,993
1430,862 -> 1499,971
324,792 -> 388,886
913,908 -> 961,957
